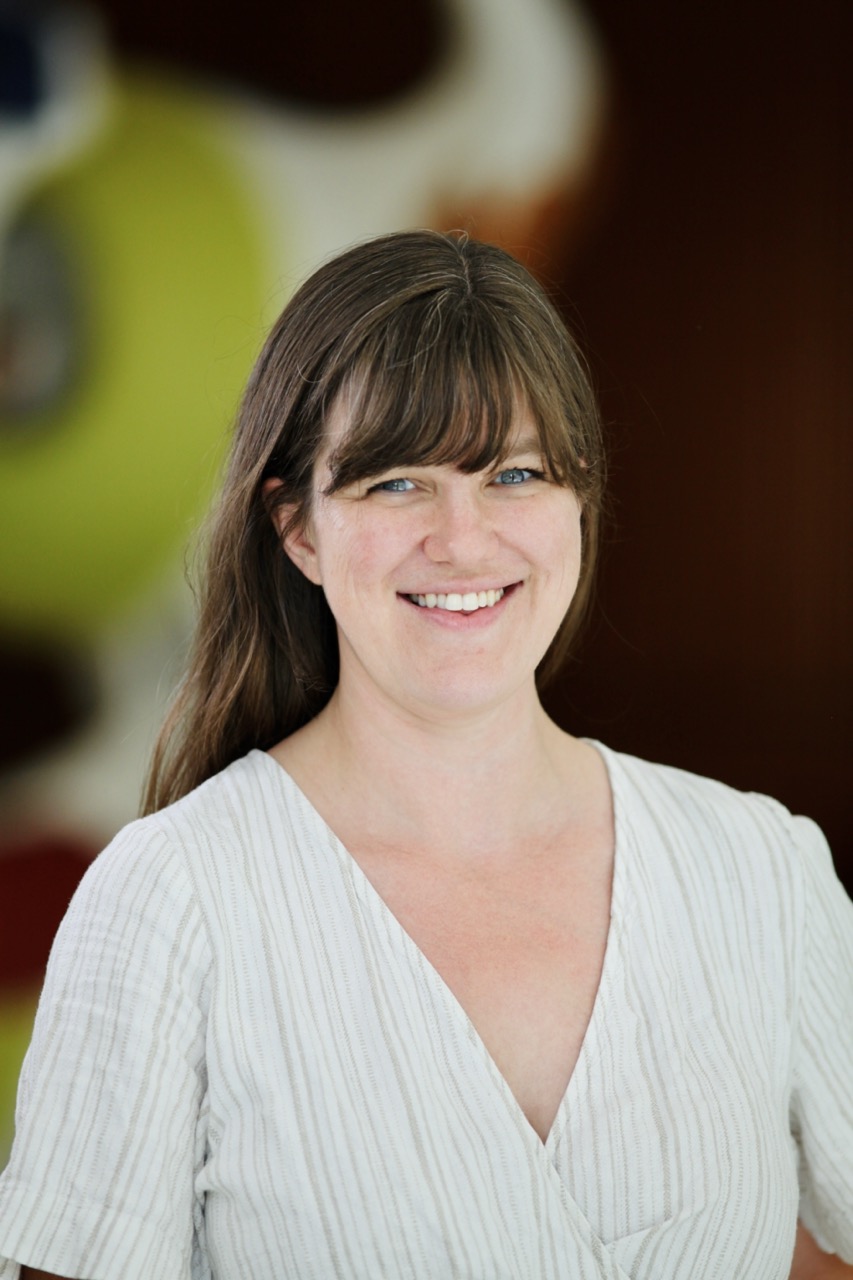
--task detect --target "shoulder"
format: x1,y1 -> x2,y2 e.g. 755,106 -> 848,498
60,751 -> 284,942
147,748 -> 281,839
596,741 -> 794,837
592,741 -> 832,916
594,745 -> 853,1053
110,749 -> 287,874
599,740 -> 821,845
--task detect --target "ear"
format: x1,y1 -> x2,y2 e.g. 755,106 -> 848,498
262,477 -> 323,586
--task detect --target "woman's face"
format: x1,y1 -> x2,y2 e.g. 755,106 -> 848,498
277,400 -> 583,722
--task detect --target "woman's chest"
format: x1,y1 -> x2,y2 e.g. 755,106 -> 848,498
364,854 -> 613,1142
196,824 -> 800,1278
199,913 -> 799,1280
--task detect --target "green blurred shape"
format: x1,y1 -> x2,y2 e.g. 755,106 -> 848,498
0,989 -> 38,1165
0,75 -> 268,639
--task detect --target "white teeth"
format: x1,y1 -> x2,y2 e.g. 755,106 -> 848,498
409,588 -> 506,612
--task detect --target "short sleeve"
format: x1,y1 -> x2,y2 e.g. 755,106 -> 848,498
0,821 -> 212,1280
789,816 -> 853,1260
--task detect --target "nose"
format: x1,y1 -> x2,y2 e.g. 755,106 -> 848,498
422,486 -> 499,566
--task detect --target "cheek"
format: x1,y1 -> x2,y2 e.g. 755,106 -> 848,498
315,515 -> 406,595
554,543 -> 583,601
541,502 -> 583,572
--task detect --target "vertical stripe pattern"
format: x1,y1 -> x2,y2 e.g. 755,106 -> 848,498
0,744 -> 851,1278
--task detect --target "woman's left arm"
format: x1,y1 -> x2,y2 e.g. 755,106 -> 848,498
787,815 -> 853,1271
790,1224 -> 853,1279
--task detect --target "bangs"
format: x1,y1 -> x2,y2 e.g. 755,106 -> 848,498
321,296 -> 579,493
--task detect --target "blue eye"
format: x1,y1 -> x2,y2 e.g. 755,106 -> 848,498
494,467 -> 539,485
370,477 -> 415,493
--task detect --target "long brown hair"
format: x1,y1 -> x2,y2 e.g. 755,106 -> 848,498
143,230 -> 605,813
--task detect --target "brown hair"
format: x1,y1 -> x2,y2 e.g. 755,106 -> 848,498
143,230 -> 605,813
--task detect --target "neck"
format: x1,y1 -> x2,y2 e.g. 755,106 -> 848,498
275,673 -> 593,864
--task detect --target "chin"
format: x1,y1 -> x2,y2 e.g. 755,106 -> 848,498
404,665 -> 534,719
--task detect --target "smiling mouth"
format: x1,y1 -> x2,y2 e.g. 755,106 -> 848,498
405,587 -> 507,613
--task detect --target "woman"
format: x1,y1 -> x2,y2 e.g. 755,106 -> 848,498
0,231 -> 850,1279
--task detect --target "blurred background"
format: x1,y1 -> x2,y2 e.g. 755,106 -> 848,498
0,0 -> 850,1156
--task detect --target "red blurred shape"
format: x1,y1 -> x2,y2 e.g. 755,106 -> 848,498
0,836 -> 95,988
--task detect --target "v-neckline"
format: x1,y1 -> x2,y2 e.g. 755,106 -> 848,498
254,739 -> 626,1154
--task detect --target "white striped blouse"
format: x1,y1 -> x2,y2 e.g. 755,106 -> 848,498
0,743 -> 851,1279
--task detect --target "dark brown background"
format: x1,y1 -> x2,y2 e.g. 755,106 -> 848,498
544,0 -> 852,881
